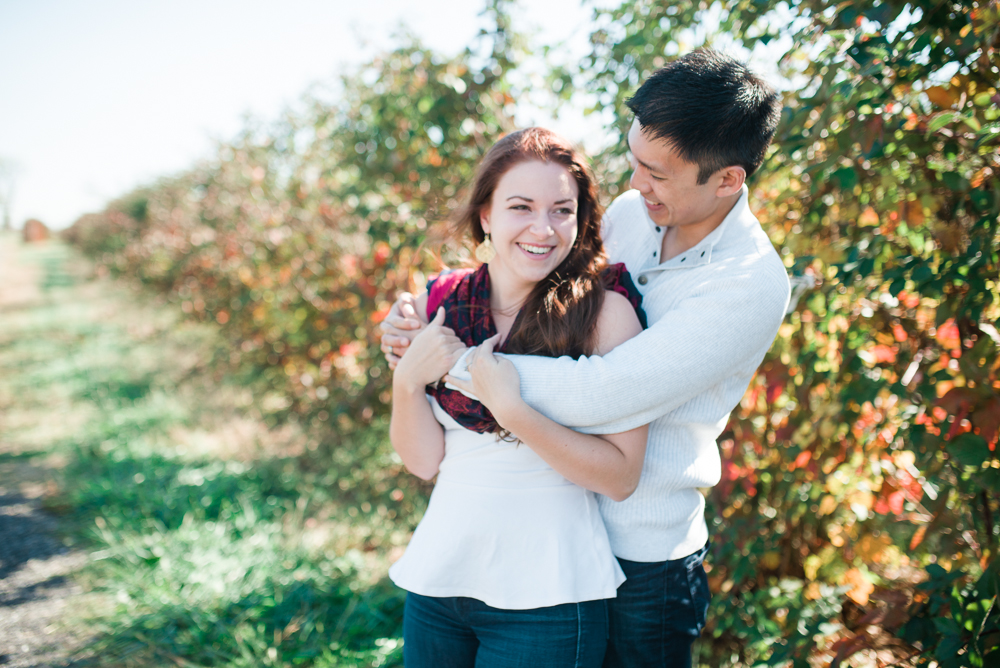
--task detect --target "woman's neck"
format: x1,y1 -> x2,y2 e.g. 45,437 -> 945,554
486,264 -> 534,337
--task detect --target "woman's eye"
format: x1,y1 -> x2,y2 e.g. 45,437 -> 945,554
555,208 -> 575,215
510,204 -> 529,211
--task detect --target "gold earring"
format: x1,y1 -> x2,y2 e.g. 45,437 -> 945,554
474,234 -> 496,263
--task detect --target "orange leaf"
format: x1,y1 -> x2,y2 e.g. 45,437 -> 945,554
858,206 -> 880,227
936,319 -> 961,349
869,344 -> 898,364
910,525 -> 927,550
925,85 -> 958,108
844,568 -> 875,605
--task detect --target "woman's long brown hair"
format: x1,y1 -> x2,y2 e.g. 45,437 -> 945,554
453,127 -> 608,359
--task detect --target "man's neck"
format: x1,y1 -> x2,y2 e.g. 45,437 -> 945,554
660,191 -> 741,262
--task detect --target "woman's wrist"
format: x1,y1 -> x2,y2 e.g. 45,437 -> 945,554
393,372 -> 428,397
490,395 -> 532,431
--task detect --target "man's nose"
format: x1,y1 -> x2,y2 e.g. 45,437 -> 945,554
629,166 -> 649,193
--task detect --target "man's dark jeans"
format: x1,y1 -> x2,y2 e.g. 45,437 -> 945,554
603,542 -> 711,668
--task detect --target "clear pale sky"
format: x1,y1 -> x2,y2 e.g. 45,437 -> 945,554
0,0 -> 605,229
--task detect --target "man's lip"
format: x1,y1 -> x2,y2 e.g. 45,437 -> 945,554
643,198 -> 663,208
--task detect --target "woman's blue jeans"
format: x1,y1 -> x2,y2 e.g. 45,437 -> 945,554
402,592 -> 609,668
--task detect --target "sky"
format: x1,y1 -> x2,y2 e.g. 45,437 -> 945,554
0,0 -> 606,229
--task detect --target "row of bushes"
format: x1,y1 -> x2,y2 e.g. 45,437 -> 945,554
65,0 -> 1000,664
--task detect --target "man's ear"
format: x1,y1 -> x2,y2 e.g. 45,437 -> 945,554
715,165 -> 746,197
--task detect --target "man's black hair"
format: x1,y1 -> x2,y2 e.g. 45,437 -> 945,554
626,48 -> 782,184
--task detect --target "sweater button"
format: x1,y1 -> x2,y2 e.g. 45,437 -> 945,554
637,275 -> 648,285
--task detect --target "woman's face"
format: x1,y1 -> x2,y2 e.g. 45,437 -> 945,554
480,160 -> 580,294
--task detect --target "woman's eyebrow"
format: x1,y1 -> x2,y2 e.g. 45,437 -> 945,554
506,195 -> 533,201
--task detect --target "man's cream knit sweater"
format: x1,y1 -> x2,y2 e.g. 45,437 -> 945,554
506,185 -> 790,562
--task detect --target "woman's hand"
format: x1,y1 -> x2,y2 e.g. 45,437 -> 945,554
446,333 -> 525,424
393,307 -> 467,392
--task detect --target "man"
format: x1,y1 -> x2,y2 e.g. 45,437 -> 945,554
381,49 -> 789,667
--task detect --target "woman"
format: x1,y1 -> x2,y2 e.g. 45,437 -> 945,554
388,128 -> 647,667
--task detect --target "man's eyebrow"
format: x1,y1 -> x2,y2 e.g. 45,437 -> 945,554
626,137 -> 665,175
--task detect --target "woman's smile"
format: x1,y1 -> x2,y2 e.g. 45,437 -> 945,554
516,242 -> 555,257
480,160 -> 580,302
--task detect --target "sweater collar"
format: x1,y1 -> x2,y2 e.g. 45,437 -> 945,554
644,184 -> 751,271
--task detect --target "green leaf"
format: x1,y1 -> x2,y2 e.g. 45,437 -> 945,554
935,633 -> 965,660
928,563 -> 951,579
913,264 -> 933,283
832,166 -> 858,190
970,190 -> 993,213
934,617 -> 962,636
928,112 -> 959,133
949,433 -> 990,468
942,172 -> 970,191
979,468 -> 1000,493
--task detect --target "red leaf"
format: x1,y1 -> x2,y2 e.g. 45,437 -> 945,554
791,450 -> 812,470
888,490 -> 905,515
936,387 -> 977,416
973,398 -> 1000,447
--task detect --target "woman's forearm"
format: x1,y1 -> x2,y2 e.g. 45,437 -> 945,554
389,381 -> 446,480
495,400 -> 647,502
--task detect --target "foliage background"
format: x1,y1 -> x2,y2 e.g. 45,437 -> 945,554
58,0 -> 1000,664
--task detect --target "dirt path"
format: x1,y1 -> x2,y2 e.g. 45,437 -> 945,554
0,234 -> 89,668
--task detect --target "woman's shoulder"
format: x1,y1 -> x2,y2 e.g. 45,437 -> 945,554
593,290 -> 643,355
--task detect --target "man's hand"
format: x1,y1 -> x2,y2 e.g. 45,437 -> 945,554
380,292 -> 427,370
444,334 -> 525,425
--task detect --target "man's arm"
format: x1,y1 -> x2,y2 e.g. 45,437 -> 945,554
506,266 -> 790,434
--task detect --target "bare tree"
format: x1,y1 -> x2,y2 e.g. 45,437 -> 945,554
0,158 -> 19,232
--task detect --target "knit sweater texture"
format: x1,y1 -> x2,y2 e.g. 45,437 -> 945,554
505,185 -> 790,562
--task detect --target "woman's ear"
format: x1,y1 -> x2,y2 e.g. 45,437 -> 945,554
480,212 -> 491,235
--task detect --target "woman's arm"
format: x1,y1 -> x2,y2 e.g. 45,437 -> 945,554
390,300 -> 466,480
453,291 -> 648,501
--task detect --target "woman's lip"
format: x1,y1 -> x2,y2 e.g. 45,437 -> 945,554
516,242 -> 555,258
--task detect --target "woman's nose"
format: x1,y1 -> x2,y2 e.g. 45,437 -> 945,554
529,215 -> 554,237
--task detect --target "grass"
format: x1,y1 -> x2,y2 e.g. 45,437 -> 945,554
0,235 -> 418,667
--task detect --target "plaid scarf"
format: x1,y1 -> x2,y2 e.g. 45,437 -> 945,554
426,263 -> 645,434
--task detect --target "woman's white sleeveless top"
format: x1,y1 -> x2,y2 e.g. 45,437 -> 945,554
388,396 -> 625,610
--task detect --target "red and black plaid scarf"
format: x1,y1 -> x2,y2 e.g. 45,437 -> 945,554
426,263 -> 645,434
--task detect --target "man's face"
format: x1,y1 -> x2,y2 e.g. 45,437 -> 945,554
626,119 -> 721,229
